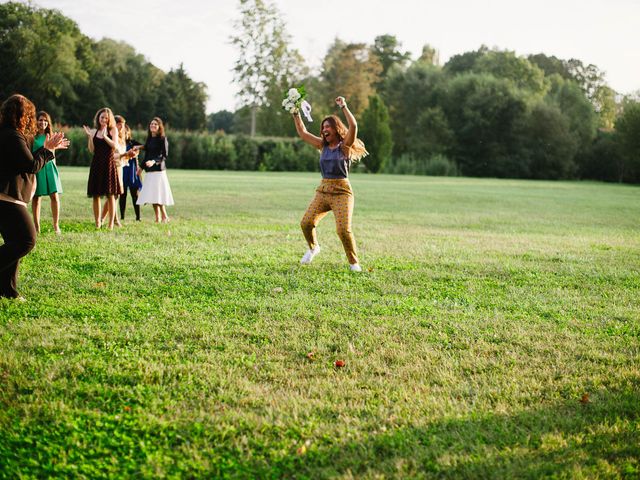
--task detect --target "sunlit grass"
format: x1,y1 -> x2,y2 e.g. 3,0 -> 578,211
1,167 -> 638,478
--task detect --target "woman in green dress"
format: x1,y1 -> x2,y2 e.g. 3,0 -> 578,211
31,111 -> 63,234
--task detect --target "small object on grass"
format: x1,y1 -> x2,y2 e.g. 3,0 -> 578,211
580,393 -> 590,404
272,287 -> 284,294
296,439 -> 311,455
334,359 -> 345,368
306,351 -> 315,360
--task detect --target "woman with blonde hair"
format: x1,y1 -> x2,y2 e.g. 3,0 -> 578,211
0,94 -> 69,299
292,96 -> 367,272
31,110 -> 63,234
100,114 -> 128,227
83,108 -> 135,230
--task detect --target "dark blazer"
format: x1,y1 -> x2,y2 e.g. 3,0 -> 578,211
0,127 -> 54,203
142,136 -> 168,172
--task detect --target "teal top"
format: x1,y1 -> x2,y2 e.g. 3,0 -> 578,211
32,133 -> 63,196
32,134 -> 45,151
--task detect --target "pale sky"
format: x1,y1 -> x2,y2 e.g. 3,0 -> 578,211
10,0 -> 640,113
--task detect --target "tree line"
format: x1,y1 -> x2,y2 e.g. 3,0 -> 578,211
226,1 -> 640,182
0,2 -> 207,129
2,1 -> 639,182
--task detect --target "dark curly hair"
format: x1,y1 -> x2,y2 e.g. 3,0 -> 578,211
0,94 -> 37,136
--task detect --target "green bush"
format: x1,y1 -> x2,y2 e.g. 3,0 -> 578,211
384,153 -> 458,176
423,154 -> 459,176
57,128 -> 320,173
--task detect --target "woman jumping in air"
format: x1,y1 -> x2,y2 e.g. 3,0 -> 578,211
292,95 -> 367,272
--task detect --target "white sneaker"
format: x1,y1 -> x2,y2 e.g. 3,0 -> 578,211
349,263 -> 362,272
300,246 -> 321,265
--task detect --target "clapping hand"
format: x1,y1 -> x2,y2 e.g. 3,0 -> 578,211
44,132 -> 70,151
82,125 -> 93,137
335,96 -> 347,109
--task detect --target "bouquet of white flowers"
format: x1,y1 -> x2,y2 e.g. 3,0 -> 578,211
282,86 -> 312,121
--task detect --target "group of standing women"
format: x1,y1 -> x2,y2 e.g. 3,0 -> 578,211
84,108 -> 174,229
0,93 -> 176,299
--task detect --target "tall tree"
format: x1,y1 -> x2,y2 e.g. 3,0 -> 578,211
360,95 -> 393,173
156,64 -> 207,130
527,53 -> 572,80
382,62 -> 446,156
443,45 -> 489,76
441,73 -> 529,178
474,50 -> 548,96
614,101 -> 640,182
0,2 -> 88,122
520,102 -> 578,179
208,110 -> 235,133
230,0 -> 305,136
371,35 -> 411,78
418,44 -> 440,66
319,40 -> 382,116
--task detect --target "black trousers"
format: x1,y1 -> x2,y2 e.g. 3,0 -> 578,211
119,186 -> 140,220
0,201 -> 37,298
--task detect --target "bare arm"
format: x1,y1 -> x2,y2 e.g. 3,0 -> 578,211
336,96 -> 357,147
83,126 -> 95,153
102,127 -> 118,149
293,112 -> 323,149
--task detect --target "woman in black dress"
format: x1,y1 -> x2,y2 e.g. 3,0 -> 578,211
83,108 -> 136,230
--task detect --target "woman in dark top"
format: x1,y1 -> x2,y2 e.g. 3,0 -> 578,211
136,117 -> 174,223
0,94 -> 69,300
292,95 -> 368,272
119,124 -> 143,221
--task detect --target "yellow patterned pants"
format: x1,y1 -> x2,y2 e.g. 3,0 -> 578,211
300,178 -> 359,265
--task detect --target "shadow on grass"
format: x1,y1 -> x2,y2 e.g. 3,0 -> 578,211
267,384 -> 640,479
1,384 -> 637,478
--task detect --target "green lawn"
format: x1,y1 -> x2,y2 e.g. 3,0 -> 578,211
1,167 -> 639,478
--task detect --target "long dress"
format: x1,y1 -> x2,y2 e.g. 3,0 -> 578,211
137,136 -> 174,206
33,134 -> 63,196
87,131 -> 122,197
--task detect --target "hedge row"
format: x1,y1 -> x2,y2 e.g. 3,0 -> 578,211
59,129 -> 321,172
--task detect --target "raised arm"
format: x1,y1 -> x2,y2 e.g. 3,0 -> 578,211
293,112 -> 323,149
9,130 -> 68,174
336,96 -> 357,147
101,126 -> 119,149
83,125 -> 95,153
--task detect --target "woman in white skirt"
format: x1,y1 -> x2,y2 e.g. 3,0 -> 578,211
137,117 -> 174,223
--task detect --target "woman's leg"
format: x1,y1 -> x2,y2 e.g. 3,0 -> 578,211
119,187 -> 128,220
160,205 -> 169,223
93,196 -> 101,228
31,196 -> 41,233
101,198 -> 109,223
130,187 -> 141,221
50,193 -> 60,233
153,204 -> 161,223
328,192 -> 359,265
300,191 -> 330,249
106,195 -> 117,230
0,202 -> 37,298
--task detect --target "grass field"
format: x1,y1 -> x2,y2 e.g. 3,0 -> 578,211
1,167 -> 639,478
